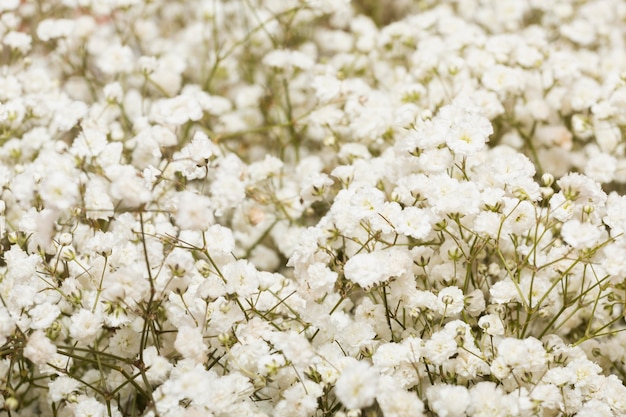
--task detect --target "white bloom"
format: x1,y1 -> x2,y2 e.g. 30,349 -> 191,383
426,384 -> 470,417
584,152 -> 617,183
335,359 -> 379,410
223,260 -> 259,298
48,376 -> 81,403
0,0 -> 19,12
263,49 -> 314,72
312,74 -> 343,102
39,171 -> 79,210
489,279 -> 519,304
343,247 -> 412,288
561,219 -> 603,249
604,193 -> 626,236
561,18 -> 596,46
143,346 -> 173,384
436,286 -> 464,316
248,154 -> 284,181
24,330 -> 56,367
575,400 -> 612,417
502,199 -> 536,236
423,330 -> 457,366
70,395 -> 108,417
174,326 -> 208,364
394,206 -> 433,240
3,31 -> 31,53
151,94 -> 203,125
37,18 -> 75,41
497,337 -> 548,373
377,384 -> 425,417
268,331 -> 314,368
84,177 -> 115,220
28,302 -> 60,330
481,64 -> 525,96
109,327 -> 141,359
97,44 -> 135,75
70,309 -> 103,344
473,211 -> 503,239
107,165 -> 152,208
175,191 -> 214,231
445,112 -> 493,156
100,84 -> 123,107
556,172 -> 606,207
467,382 -> 517,416
275,381 -> 323,417
478,314 -> 505,336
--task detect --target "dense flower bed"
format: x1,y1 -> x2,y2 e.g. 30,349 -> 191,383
2,0 -> 626,416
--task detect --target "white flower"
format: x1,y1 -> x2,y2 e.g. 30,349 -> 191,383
560,18 -> 596,46
39,171 -> 79,210
467,382 -> 517,416
109,327 -> 141,359
84,177 -> 115,220
561,219 -> 603,249
70,309 -> 103,344
489,279 -> 519,304
107,165 -> 152,208
377,384 -> 425,417
97,44 -> 135,75
275,381 -> 323,417
556,172 -> 606,207
24,330 -> 56,367
223,259 -> 259,298
48,376 -> 81,403
343,247 -> 412,288
445,112 -> 493,156
423,330 -> 457,366
175,191 -> 214,231
150,94 -> 203,125
70,395 -> 108,417
143,346 -> 173,384
496,337 -> 548,374
584,152 -> 617,183
37,19 -> 75,41
604,193 -> 626,236
394,206 -> 433,240
481,64 -> 525,96
174,326 -> 208,364
28,302 -> 60,330
436,286 -> 464,316
335,359 -> 379,410
426,384 -> 470,417
263,49 -> 314,72
3,31 -> 31,53
478,314 -> 505,336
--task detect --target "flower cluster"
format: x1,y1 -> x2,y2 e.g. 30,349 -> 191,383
1,0 -> 626,416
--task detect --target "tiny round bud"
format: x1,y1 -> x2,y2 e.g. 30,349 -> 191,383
58,233 -> 73,246
541,172 -> 555,187
5,397 -> 18,410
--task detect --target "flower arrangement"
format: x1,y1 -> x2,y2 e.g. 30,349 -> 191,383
1,0 -> 626,416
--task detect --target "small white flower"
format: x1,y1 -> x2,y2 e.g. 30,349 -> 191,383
343,248 -> 412,288
478,314 -> 505,336
174,326 -> 208,364
24,330 -> 56,367
445,112 -> 493,156
175,191 -> 214,231
561,219 -> 603,249
70,309 -> 103,345
335,359 -> 379,410
394,206 -> 433,240
436,286 -> 464,316
426,384 -> 471,417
